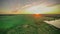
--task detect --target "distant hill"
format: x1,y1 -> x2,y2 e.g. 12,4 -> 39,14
0,14 -> 60,16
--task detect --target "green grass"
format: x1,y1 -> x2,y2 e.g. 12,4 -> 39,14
0,14 -> 60,34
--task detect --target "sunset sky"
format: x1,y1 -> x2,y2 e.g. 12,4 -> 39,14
0,0 -> 60,14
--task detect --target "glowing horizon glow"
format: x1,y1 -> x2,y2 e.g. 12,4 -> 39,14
0,0 -> 60,14
25,4 -> 56,14
1,3 -> 60,14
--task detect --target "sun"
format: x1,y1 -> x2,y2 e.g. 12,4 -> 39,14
32,12 -> 43,19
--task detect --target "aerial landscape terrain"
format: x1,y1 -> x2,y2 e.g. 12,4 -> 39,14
0,0 -> 60,34
0,14 -> 60,34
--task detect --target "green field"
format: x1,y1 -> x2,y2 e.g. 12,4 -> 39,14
0,14 -> 60,34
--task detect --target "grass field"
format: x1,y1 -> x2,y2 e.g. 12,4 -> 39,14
0,14 -> 60,34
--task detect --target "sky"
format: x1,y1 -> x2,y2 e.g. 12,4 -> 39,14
0,0 -> 60,14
